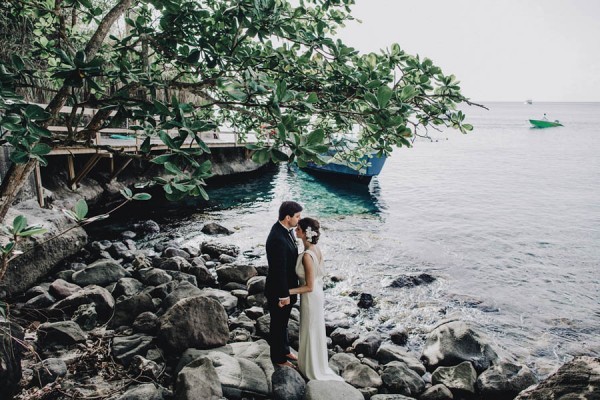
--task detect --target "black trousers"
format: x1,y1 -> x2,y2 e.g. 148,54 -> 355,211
268,299 -> 293,364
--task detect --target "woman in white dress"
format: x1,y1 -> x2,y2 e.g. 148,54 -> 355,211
287,218 -> 344,381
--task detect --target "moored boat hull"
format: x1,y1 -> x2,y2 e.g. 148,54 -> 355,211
529,119 -> 563,128
303,154 -> 387,184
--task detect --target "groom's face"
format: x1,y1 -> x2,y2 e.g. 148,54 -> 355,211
288,212 -> 301,228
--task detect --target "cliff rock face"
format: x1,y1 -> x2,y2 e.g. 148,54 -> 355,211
0,200 -> 87,298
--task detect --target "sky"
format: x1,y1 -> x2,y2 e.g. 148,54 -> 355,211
336,0 -> 600,102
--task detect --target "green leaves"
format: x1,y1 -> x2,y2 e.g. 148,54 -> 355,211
63,198 -> 89,222
2,215 -> 47,238
377,86 -> 393,109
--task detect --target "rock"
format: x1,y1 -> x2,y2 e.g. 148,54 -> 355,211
331,327 -> 360,349
120,230 -> 137,240
218,254 -> 236,264
175,357 -> 223,400
72,303 -> 98,330
199,287 -> 238,313
353,332 -> 383,358
137,268 -> 173,286
229,313 -> 255,333
182,245 -> 200,258
272,365 -> 306,400
376,343 -> 426,375
514,356 -> 599,400
0,319 -> 24,397
325,311 -> 351,335
110,293 -> 155,328
159,281 -> 203,312
388,273 -> 436,288
109,241 -> 135,260
255,314 -> 270,338
132,254 -> 152,270
421,320 -> 498,373
111,334 -> 154,367
133,220 -> 160,235
159,256 -> 192,271
201,222 -> 233,235
329,352 -> 361,375
230,327 -> 252,342
476,361 -> 538,399
38,321 -> 87,346
115,383 -> 171,400
431,361 -> 477,397
112,277 -> 144,298
371,395 -> 415,400
49,279 -> 82,299
390,327 -> 409,346
162,247 -> 190,259
201,241 -> 239,258
304,380 -> 364,400
71,259 -> 128,286
130,355 -> 162,380
25,285 -> 49,300
185,264 -> 216,287
357,293 -> 375,309
216,263 -> 257,285
159,296 -> 229,352
51,285 -> 115,321
342,362 -> 383,388
133,311 -> 160,335
381,361 -> 426,397
166,271 -> 198,286
419,384 -> 454,400
245,306 -> 265,320
33,357 -> 67,387
25,292 -> 56,308
246,276 -> 266,295
246,293 -> 267,308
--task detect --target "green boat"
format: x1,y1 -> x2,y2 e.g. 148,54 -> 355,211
529,119 -> 563,128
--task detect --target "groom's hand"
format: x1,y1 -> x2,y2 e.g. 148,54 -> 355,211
278,297 -> 291,308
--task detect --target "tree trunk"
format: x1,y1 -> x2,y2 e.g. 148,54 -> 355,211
0,0 -> 134,222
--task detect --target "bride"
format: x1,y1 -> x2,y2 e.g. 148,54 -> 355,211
286,217 -> 344,381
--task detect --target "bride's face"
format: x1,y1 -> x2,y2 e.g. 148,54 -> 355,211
295,225 -> 304,240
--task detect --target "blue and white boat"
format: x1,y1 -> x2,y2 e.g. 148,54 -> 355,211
302,151 -> 387,184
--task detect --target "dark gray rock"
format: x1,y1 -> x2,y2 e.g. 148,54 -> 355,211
112,277 -> 144,298
133,311 -> 160,335
246,276 -> 266,295
353,332 -> 383,358
420,384 -> 454,400
216,263 -> 257,285
38,321 -> 87,346
71,259 -> 128,286
120,230 -> 137,240
421,320 -> 498,373
110,293 -> 155,328
133,220 -> 160,235
201,241 -> 239,258
331,327 -> 360,349
111,334 -> 154,367
33,357 -> 67,387
109,241 -> 134,260
245,306 -> 265,320
388,273 -> 436,288
329,352 -> 361,375
255,314 -> 270,338
159,295 -> 229,352
160,281 -> 203,312
515,356 -> 599,400
201,223 -> 233,235
218,254 -> 236,264
115,383 -> 171,400
199,287 -> 238,313
229,327 -> 252,342
137,268 -> 173,286
25,292 -> 56,308
431,361 -> 477,397
371,395 -> 416,400
159,256 -> 191,271
175,357 -> 223,400
390,327 -> 409,346
304,380 -> 364,400
246,292 -> 267,308
376,343 -> 426,375
357,293 -> 375,309
185,264 -> 216,287
72,303 -> 98,330
325,311 -> 351,335
162,247 -> 190,259
272,365 -> 306,400
51,285 -> 115,321
476,361 -> 538,399
49,279 -> 82,299
229,313 -> 255,333
342,362 -> 382,388
381,361 -> 426,397
129,355 -> 162,380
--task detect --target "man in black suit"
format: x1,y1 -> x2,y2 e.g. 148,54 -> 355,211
265,201 -> 303,367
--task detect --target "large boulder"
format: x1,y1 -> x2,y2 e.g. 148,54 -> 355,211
431,361 -> 477,397
421,320 -> 498,373
381,361 -> 426,397
201,241 -> 239,258
304,380 -> 364,400
376,343 -> 426,375
342,362 -> 383,389
515,356 -> 600,399
353,332 -> 383,358
159,295 -> 229,352
476,361 -> 538,399
110,293 -> 155,328
71,259 -> 128,286
37,321 -> 87,346
202,223 -> 233,235
216,264 -> 257,285
50,285 -> 115,321
111,334 -> 155,367
199,287 -> 238,313
272,366 -> 305,400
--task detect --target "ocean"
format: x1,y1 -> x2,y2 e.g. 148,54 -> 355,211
104,102 -> 600,377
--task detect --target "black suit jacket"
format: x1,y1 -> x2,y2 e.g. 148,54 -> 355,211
265,222 -> 299,304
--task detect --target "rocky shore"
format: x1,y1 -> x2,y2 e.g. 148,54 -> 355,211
1,220 -> 598,400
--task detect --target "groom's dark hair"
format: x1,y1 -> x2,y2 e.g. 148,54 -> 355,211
278,201 -> 303,221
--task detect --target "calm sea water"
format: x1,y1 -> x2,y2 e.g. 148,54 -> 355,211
105,102 -> 600,376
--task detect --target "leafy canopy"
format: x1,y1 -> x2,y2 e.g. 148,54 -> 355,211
0,0 -> 474,201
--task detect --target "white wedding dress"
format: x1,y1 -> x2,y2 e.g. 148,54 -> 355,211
295,249 -> 344,381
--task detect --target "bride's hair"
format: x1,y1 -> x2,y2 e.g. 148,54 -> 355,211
298,217 -> 320,244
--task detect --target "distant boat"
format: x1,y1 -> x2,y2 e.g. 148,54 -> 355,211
302,151 -> 387,184
529,119 -> 563,128
525,99 -> 533,104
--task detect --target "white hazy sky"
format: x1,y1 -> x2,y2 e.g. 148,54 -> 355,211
336,0 -> 600,102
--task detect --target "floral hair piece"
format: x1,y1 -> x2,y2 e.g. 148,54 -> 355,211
305,226 -> 317,243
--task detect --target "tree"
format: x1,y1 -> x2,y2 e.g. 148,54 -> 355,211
0,0 -> 474,222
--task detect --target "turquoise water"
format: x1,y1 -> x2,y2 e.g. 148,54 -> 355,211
107,102 -> 600,376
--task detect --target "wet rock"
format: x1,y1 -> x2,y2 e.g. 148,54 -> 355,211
381,361 -> 426,397
38,320 -> 87,346
159,296 -> 229,352
357,293 -> 375,309
112,277 -> 144,298
49,279 -> 81,299
201,222 -> 233,235
133,311 -> 160,335
72,303 -> 98,330
342,362 -> 383,388
133,220 -> 160,235
325,311 -> 351,335
51,285 -> 115,321
137,268 -> 173,286
111,334 -> 154,367
120,230 -> 136,240
175,357 -> 223,400
219,254 -> 236,264
216,263 -> 257,285
514,356 -> 599,400
390,327 -> 409,346
109,241 -> 135,261
376,343 -> 426,375
421,320 -> 498,373
272,365 -> 306,400
420,384 -> 454,400
331,327 -> 360,349
431,361 -> 477,397
476,361 -> 537,399
33,357 -> 67,387
110,293 -> 155,328
388,273 -> 436,288
353,332 -> 383,358
71,259 -> 128,286
201,241 -> 239,258
305,380 -> 364,400
247,276 -> 266,295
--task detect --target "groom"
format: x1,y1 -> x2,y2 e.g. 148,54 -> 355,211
265,201 -> 302,367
